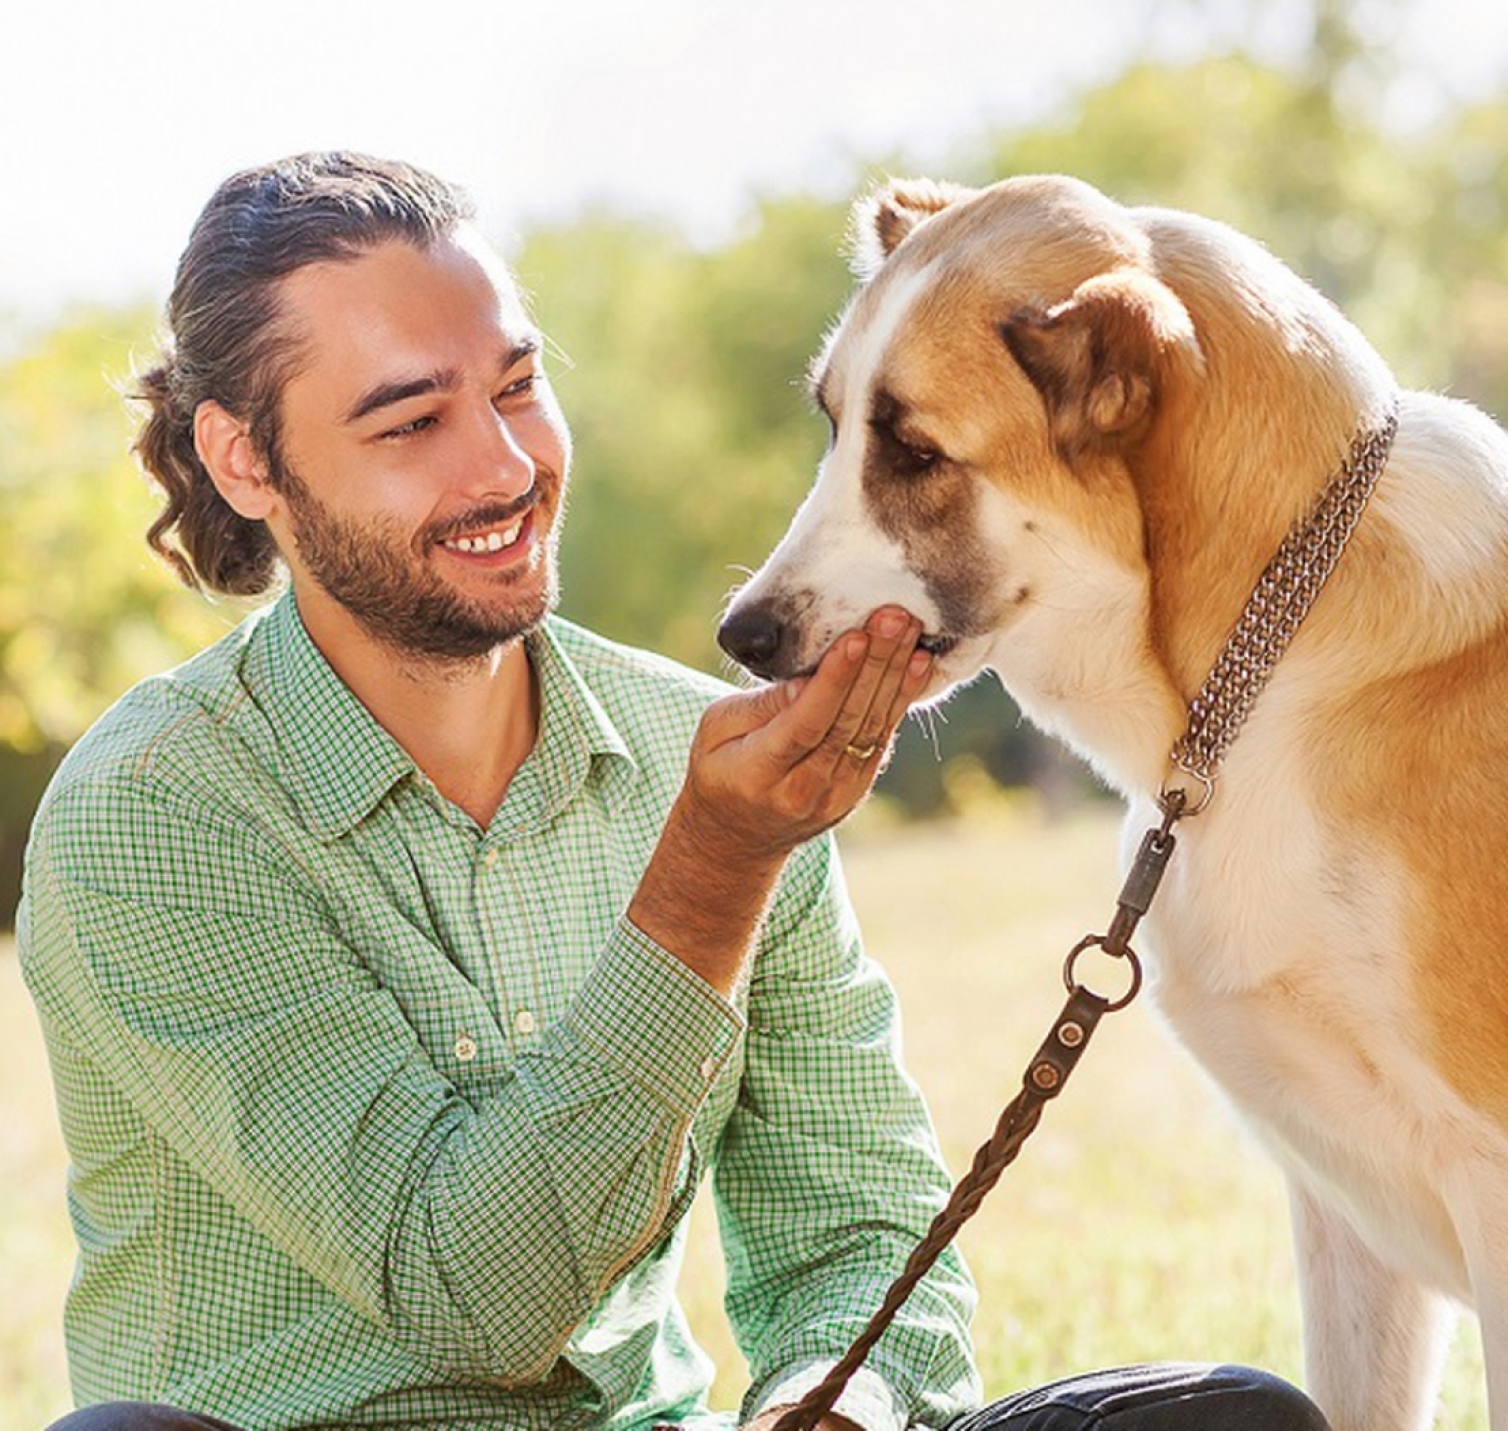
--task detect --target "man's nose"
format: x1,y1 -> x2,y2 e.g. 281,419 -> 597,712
468,407 -> 536,497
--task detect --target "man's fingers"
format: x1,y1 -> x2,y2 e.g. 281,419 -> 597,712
836,643 -> 933,773
694,631 -> 865,772
821,608 -> 921,764
754,631 -> 872,770
697,607 -> 930,783
885,645 -> 935,730
698,676 -> 804,749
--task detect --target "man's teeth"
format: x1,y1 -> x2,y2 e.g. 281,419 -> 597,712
445,522 -> 523,554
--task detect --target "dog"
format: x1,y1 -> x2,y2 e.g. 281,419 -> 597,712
717,173 -> 1508,1431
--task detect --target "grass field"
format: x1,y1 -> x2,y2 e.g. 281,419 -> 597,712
1,801 -> 1488,1427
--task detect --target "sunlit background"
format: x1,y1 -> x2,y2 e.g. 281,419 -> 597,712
5,0 -> 1507,864
3,1 -> 1508,1424
4,0 -> 1506,322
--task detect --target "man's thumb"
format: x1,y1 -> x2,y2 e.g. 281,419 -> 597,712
702,677 -> 807,743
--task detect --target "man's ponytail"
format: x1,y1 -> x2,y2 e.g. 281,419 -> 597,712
134,356 -> 280,596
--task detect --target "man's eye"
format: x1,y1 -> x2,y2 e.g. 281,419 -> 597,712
381,414 -> 437,439
500,372 -> 538,400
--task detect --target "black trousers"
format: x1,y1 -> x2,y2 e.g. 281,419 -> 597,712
44,1362 -> 1329,1429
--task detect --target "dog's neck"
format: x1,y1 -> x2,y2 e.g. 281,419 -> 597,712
1129,234 -> 1399,709
1026,384 -> 1399,805
1134,386 -> 1388,691
1167,402 -> 1400,790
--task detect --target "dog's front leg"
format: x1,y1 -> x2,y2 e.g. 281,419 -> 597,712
1473,1276 -> 1508,1431
1289,1180 -> 1452,1431
1456,1187 -> 1508,1431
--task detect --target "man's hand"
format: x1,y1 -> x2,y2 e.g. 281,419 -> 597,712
627,606 -> 930,993
678,605 -> 929,863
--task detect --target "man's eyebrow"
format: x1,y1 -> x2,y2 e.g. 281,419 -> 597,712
342,341 -> 541,425
344,369 -> 461,425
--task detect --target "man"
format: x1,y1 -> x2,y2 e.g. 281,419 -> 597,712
20,153 -> 1324,1431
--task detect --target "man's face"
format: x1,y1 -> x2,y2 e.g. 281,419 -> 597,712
265,227 -> 572,661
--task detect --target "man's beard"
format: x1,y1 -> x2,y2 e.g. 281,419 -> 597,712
276,463 -> 562,662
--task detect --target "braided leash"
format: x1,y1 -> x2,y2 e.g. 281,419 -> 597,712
768,794 -> 1180,1431
769,398 -> 1400,1431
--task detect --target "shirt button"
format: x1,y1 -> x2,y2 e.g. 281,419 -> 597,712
482,848 -> 500,869
514,1009 -> 537,1036
699,1056 -> 718,1081
455,1032 -> 478,1063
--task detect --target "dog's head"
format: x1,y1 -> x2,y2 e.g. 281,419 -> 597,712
718,175 -> 1206,715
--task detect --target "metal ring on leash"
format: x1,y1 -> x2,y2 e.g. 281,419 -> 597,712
1063,934 -> 1143,1012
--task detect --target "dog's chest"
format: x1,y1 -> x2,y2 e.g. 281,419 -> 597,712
1133,797 -> 1478,1299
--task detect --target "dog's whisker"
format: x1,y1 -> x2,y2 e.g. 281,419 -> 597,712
905,703 -> 947,762
715,652 -> 766,690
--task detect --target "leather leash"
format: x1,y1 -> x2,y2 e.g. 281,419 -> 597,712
768,396 -> 1401,1431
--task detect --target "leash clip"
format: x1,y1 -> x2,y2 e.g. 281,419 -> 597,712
1159,765 -> 1213,818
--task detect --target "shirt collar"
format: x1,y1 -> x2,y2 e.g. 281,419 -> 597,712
241,593 -> 638,842
498,618 -> 638,836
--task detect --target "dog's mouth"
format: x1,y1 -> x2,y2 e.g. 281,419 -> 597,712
753,631 -> 955,685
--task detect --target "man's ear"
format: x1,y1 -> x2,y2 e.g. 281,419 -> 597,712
1000,268 -> 1203,468
850,178 -> 975,280
193,400 -> 277,520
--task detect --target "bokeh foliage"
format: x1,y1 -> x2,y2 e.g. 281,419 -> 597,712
2,20 -> 1506,923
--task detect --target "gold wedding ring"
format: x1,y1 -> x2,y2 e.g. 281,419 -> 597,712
843,740 -> 879,761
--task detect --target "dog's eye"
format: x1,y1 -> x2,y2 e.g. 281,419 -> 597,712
871,418 -> 943,478
890,436 -> 942,478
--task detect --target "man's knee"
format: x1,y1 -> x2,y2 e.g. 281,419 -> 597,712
46,1403 -> 247,1431
951,1363 -> 1329,1431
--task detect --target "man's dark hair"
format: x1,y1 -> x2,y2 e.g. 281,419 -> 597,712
134,151 -> 475,595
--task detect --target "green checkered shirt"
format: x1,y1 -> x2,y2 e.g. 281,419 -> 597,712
19,593 -> 978,1431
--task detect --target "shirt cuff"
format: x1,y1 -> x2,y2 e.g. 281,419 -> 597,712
749,1361 -> 910,1431
566,915 -> 746,1117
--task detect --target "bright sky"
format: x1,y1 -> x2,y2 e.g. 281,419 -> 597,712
2,0 -> 1505,327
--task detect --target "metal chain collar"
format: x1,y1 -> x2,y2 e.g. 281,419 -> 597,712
1168,396 -> 1401,797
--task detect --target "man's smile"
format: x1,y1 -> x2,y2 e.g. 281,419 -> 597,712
439,514 -> 529,556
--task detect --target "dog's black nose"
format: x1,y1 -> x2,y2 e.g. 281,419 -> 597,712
718,603 -> 787,678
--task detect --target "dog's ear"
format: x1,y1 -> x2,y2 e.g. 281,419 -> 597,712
1002,269 -> 1202,467
850,178 -> 974,280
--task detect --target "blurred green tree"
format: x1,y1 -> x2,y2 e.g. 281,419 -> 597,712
0,312 -> 238,920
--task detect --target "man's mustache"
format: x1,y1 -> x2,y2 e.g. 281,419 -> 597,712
423,490 -> 541,548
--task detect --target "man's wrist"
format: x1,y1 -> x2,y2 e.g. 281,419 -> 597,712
627,792 -> 788,994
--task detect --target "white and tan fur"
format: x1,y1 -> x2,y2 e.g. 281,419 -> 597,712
718,175 -> 1508,1431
